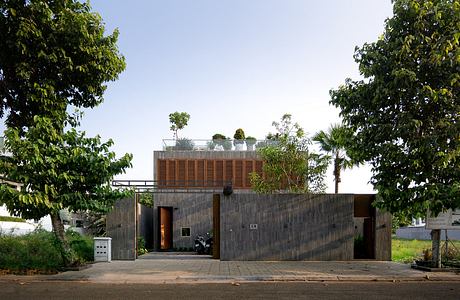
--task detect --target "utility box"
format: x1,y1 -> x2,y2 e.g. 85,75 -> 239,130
94,237 -> 112,262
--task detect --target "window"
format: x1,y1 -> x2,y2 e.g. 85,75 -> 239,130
181,227 -> 191,237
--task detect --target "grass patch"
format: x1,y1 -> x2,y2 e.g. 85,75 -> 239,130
392,237 -> 460,263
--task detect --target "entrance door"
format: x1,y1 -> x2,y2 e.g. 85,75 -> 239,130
159,207 -> 173,250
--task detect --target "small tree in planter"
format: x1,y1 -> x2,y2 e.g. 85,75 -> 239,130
246,136 -> 256,151
212,133 -> 226,150
233,128 -> 245,150
169,112 -> 190,139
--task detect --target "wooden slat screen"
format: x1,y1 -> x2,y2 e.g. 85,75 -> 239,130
157,158 -> 262,189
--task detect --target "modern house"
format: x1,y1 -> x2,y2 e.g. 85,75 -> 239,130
153,139 -> 264,251
136,139 -> 392,261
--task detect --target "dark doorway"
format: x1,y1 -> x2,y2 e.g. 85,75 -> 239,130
354,195 -> 376,259
159,207 -> 173,250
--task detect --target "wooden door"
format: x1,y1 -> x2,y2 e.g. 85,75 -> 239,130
160,207 -> 172,250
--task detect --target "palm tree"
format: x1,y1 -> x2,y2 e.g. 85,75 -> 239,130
313,124 -> 356,193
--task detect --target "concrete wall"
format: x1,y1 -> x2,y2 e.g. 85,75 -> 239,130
138,204 -> 154,249
107,198 -> 136,260
396,226 -> 460,240
219,193 -> 355,261
153,193 -> 213,250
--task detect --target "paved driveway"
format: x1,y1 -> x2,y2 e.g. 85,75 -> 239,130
2,252 -> 460,284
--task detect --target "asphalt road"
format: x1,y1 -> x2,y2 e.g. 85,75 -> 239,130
1,281 -> 459,300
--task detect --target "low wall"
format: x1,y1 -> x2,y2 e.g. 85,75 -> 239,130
396,227 -> 460,240
219,193 -> 354,261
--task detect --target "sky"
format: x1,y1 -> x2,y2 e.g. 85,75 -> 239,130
31,1 -> 397,193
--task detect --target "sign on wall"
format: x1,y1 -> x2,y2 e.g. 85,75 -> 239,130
426,209 -> 460,230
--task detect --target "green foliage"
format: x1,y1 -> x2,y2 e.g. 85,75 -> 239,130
0,229 -> 64,272
313,124 -> 358,193
65,230 -> 94,263
137,236 -> 148,256
246,136 -> 256,145
0,0 -> 126,129
0,229 -> 94,272
212,133 -> 226,140
0,116 -> 133,221
250,114 -> 329,194
169,112 -> 190,139
392,213 -> 413,234
175,138 -> 195,150
0,216 -> 25,223
138,193 -> 154,208
84,212 -> 107,237
330,0 -> 460,217
233,128 -> 246,144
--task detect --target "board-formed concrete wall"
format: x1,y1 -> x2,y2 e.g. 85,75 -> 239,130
153,193 -> 213,250
107,198 -> 136,260
219,194 -> 354,261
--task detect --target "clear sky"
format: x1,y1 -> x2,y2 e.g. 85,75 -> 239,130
48,1 -> 396,192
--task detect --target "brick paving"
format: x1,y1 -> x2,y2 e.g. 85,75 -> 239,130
1,252 -> 459,284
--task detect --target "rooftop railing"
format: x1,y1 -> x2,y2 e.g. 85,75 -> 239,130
162,139 -> 277,151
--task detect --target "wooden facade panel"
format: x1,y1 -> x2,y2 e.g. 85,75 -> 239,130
225,160 -> 233,183
156,158 -> 262,189
178,160 -> 186,185
234,160 -> 243,187
187,160 -> 194,182
197,160 -> 205,185
206,160 -> 214,186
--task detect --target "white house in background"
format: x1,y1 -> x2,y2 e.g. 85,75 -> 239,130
0,205 -> 53,235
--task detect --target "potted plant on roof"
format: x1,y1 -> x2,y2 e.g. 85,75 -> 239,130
245,136 -> 256,151
233,128 -> 245,151
212,133 -> 226,150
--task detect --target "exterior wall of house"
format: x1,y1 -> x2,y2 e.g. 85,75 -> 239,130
219,193 -> 355,261
152,151 -> 262,251
154,151 -> 262,190
153,193 -> 214,250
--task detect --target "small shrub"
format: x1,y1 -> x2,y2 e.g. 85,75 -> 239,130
137,236 -> 148,256
66,230 -> 94,263
175,138 -> 195,150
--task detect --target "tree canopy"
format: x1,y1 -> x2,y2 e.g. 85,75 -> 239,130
0,0 -> 125,129
0,0 -> 130,253
169,111 -> 190,139
250,114 -> 329,194
313,124 -> 357,193
330,0 -> 460,217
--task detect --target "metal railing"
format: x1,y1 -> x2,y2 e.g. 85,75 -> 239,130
162,139 -> 276,151
112,179 -> 232,193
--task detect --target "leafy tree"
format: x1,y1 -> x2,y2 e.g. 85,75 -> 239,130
169,112 -> 190,139
0,116 -> 132,256
330,0 -> 460,218
250,114 -> 329,193
313,124 -> 357,193
0,0 -> 125,130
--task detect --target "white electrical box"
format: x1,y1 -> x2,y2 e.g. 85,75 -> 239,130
94,237 -> 112,262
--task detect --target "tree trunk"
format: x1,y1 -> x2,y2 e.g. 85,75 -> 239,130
333,152 -> 341,194
431,229 -> 441,268
50,211 -> 71,264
